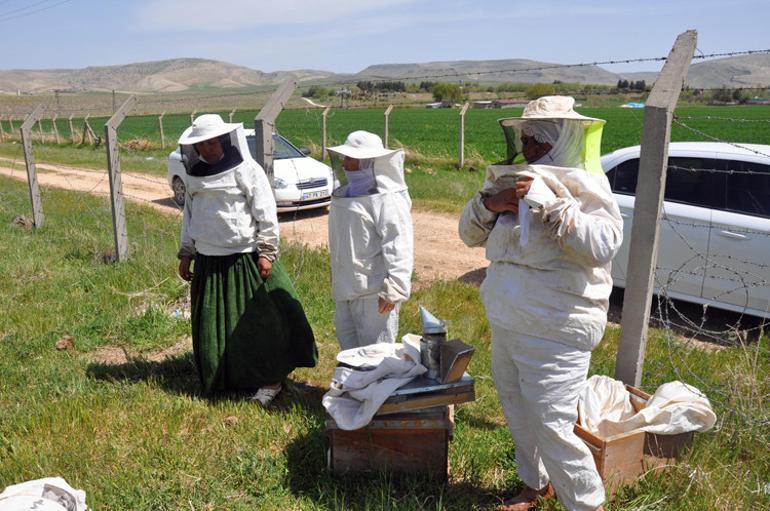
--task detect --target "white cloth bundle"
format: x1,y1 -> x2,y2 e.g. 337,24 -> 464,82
322,343 -> 426,430
578,375 -> 717,437
0,477 -> 88,511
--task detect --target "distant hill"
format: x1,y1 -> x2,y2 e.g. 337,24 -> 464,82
355,58 -> 620,84
620,54 -> 770,89
0,58 -> 334,94
1,54 -> 768,94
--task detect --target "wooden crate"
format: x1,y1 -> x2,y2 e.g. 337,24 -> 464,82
326,406 -> 453,479
574,384 -> 695,495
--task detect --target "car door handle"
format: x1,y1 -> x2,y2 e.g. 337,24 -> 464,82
718,230 -> 748,240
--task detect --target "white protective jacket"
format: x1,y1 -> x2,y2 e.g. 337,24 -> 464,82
178,127 -> 279,260
328,150 -> 414,304
459,164 -> 623,351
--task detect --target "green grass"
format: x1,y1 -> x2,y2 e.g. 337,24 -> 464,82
1,175 -> 768,510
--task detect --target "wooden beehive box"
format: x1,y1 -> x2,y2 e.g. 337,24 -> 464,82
574,384 -> 695,495
326,406 -> 453,479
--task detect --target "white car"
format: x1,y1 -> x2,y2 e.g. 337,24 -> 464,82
602,141 -> 770,319
168,130 -> 335,212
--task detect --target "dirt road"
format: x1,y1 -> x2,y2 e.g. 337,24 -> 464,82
0,159 -> 488,284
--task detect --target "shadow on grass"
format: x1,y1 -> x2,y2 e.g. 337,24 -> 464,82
86,352 -> 201,397
86,354 -> 328,411
284,427 -> 503,510
151,197 -> 183,211
458,266 -> 487,286
609,287 -> 767,345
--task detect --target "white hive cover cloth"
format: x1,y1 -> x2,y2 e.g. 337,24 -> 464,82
323,343 -> 427,430
578,374 -> 717,438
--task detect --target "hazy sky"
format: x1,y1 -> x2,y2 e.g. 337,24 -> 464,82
1,0 -> 768,74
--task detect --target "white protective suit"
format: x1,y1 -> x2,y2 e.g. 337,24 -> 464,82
459,97 -> 623,511
328,133 -> 414,350
178,117 -> 279,261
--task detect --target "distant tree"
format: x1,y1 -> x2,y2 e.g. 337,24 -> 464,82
733,88 -> 746,104
525,83 -> 556,99
305,85 -> 330,98
432,82 -> 465,103
711,87 -> 733,103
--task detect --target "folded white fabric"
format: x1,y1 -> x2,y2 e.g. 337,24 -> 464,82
578,374 -> 717,437
0,477 -> 88,511
323,343 -> 427,430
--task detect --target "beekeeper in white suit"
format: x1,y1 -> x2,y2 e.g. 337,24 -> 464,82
327,131 -> 413,350
459,96 -> 623,511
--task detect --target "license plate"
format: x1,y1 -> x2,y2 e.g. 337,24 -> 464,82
301,190 -> 329,201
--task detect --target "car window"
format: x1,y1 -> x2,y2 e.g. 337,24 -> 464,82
665,157 -> 722,208
605,156 -> 722,208
245,135 -> 305,160
606,158 -> 639,195
723,160 -> 770,218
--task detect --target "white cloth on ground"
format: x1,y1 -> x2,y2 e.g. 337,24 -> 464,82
578,374 -> 717,437
334,296 -> 399,350
0,477 -> 88,511
322,343 -> 426,430
491,325 -> 604,511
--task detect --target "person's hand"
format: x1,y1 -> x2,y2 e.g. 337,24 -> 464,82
179,256 -> 193,281
483,188 -> 519,214
515,176 -> 534,200
257,256 -> 272,279
378,296 -> 395,314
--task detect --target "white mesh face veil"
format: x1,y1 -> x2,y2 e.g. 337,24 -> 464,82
521,120 -> 561,146
522,119 -> 585,168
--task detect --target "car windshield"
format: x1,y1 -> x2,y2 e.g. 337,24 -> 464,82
246,134 -> 305,160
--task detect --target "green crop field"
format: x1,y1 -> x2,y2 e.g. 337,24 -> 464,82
1,105 -> 768,213
4,105 -> 770,161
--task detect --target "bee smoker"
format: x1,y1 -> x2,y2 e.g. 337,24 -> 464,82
419,306 -> 446,381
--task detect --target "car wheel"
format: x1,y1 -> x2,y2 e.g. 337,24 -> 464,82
172,177 -> 186,206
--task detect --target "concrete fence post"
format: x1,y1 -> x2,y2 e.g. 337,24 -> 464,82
458,102 -> 470,168
255,80 -> 297,185
384,105 -> 394,148
321,106 -> 330,161
158,112 -> 166,149
104,95 -> 138,262
615,30 -> 698,386
20,105 -> 45,228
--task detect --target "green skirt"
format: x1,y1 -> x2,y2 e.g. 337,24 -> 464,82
190,252 -> 317,394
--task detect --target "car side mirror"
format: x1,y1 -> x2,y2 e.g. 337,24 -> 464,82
300,147 -> 311,156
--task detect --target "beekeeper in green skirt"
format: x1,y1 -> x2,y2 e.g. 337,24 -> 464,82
176,114 -> 317,404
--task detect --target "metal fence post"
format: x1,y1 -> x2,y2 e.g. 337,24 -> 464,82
458,102 -> 470,168
0,115 -> 5,142
104,95 -> 138,262
229,108 -> 237,123
384,105 -> 393,147
615,30 -> 698,386
20,105 -> 45,228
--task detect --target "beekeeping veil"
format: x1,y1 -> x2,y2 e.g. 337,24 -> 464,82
177,114 -> 253,176
328,130 -> 406,197
497,96 -> 606,175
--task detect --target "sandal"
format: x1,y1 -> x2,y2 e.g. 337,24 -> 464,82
250,383 -> 282,406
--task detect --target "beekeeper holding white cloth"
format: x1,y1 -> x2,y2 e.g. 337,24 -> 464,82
459,96 -> 623,511
327,131 -> 414,350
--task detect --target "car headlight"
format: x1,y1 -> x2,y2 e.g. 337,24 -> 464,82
273,177 -> 289,189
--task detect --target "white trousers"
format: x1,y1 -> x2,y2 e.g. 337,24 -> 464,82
335,295 -> 399,350
491,324 -> 605,511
